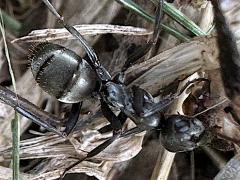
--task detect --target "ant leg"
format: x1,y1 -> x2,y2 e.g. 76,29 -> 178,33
63,102 -> 82,135
121,0 -> 163,73
41,0 -> 111,81
120,126 -> 145,138
0,85 -> 65,137
132,85 -> 145,115
100,99 -> 127,132
98,111 -> 127,133
60,133 -> 120,179
140,78 -> 210,118
60,100 -> 127,178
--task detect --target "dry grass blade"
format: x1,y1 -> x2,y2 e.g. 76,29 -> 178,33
0,166 -> 33,180
125,36 -> 220,94
12,24 -> 151,43
0,116 -> 144,179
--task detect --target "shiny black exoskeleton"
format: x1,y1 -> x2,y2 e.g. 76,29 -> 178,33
29,0 -> 206,152
30,43 -> 97,103
161,115 -> 205,152
30,41 -> 205,152
27,0 -> 206,176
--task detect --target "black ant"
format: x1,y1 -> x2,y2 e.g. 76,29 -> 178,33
0,0 -> 208,178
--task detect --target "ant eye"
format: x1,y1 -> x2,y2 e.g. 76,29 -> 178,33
174,120 -> 189,133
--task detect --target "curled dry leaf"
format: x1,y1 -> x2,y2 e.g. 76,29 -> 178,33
0,115 -> 144,179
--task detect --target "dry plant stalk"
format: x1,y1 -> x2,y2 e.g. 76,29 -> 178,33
125,36 -> 220,94
11,24 -> 151,43
0,166 -> 32,180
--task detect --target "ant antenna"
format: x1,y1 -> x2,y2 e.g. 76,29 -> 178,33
192,98 -> 228,118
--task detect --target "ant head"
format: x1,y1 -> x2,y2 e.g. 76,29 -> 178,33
30,43 -> 98,103
160,115 -> 205,152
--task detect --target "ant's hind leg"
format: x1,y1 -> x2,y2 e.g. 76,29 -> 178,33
41,0 -> 97,64
63,102 -> 82,135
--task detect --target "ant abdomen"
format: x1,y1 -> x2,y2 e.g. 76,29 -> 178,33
30,43 -> 97,103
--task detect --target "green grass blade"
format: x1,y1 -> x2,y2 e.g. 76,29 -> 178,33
0,10 -> 20,180
0,9 -> 22,36
151,0 -> 207,36
115,0 -> 190,41
11,113 -> 20,180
